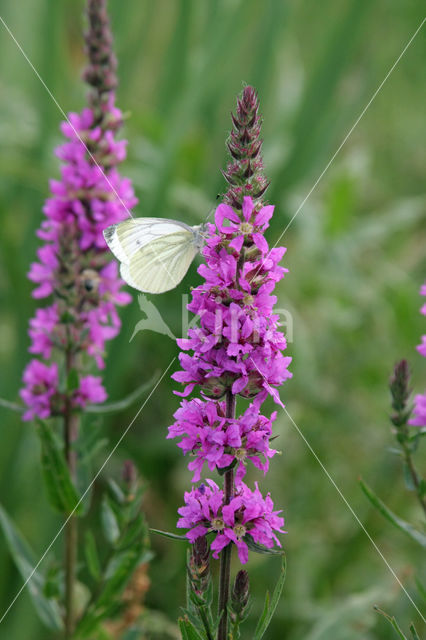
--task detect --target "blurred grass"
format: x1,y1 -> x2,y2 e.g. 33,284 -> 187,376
0,0 -> 425,638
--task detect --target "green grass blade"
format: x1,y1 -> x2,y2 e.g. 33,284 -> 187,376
360,479 -> 426,548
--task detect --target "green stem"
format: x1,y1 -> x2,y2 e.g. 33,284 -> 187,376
401,439 -> 426,518
217,391 -> 236,640
197,605 -> 214,640
64,351 -> 80,638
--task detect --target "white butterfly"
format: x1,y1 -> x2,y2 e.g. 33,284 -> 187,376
103,218 -> 206,294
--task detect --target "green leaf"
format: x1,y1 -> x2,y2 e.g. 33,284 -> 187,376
118,516 -> 147,551
85,374 -> 159,414
178,617 -> 205,640
36,420 -> 83,516
84,531 -> 101,580
253,556 -> 286,640
402,462 -> 415,491
217,458 -> 237,476
360,479 -> 426,547
107,478 -> 126,505
0,396 -> 24,413
409,623 -> 420,640
150,527 -> 188,541
415,576 -> 426,601
96,546 -> 144,608
66,368 -> 79,392
101,496 -> 120,545
244,534 -> 285,556
374,606 -> 408,639
43,562 -> 61,599
0,505 -> 63,631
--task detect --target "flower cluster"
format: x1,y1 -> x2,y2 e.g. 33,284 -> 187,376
20,0 -> 136,420
177,480 -> 285,564
173,196 -> 291,405
171,87 -> 290,564
168,396 -> 277,483
409,283 -> 426,427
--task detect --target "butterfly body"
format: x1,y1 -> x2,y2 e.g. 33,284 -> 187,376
103,218 -> 206,294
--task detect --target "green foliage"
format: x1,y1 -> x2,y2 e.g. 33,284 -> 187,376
253,558 -> 287,640
359,479 -> 426,548
0,505 -> 63,631
374,606 -> 421,640
85,375 -> 159,414
36,419 -> 83,516
76,474 -> 152,637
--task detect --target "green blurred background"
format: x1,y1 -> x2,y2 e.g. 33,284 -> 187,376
0,0 -> 425,638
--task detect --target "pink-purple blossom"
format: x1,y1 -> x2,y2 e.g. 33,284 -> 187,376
20,360 -> 59,421
408,284 -> 426,427
409,393 -> 426,427
177,480 -> 285,564
416,283 -> 426,358
21,5 -> 136,421
168,397 -> 277,482
172,196 -> 292,404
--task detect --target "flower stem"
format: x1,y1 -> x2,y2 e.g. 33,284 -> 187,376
401,438 -> 426,518
217,390 -> 236,640
64,351 -> 80,638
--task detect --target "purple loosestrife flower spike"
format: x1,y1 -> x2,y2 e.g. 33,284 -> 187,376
20,0 -> 137,420
171,85 -> 290,561
170,87 -> 289,639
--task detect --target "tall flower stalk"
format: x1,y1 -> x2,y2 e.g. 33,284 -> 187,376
168,86 -> 291,639
20,0 -> 136,635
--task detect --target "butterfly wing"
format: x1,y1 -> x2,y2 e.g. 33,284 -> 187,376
120,230 -> 198,294
103,218 -> 193,264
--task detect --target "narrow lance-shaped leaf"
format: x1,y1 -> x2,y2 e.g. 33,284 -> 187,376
178,617 -> 206,640
253,556 -> 287,640
245,534 -> 285,556
150,527 -> 188,541
0,505 -> 63,631
101,496 -> 120,545
84,531 -> 101,580
0,397 -> 24,413
85,374 -> 159,414
374,606 -> 408,640
409,623 -> 420,640
36,419 -> 83,516
360,479 -> 426,548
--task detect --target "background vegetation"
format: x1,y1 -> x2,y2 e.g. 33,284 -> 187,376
0,0 -> 425,638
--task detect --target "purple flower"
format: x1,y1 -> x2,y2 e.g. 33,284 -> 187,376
73,376 -> 107,407
177,480 -> 285,564
28,305 -> 59,359
20,360 -> 59,421
168,398 -> 277,482
172,196 -> 292,404
408,393 -> 426,427
417,283 -> 426,357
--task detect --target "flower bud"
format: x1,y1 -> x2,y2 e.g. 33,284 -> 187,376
231,569 -> 250,615
390,360 -> 410,412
